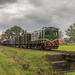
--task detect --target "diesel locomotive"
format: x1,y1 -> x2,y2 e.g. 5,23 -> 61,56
1,27 -> 59,50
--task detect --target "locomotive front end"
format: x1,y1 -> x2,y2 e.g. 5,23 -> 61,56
43,27 -> 59,50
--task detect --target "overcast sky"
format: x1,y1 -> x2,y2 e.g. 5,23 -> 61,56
0,0 -> 75,38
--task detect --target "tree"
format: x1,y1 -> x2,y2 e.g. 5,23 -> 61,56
10,25 -> 22,37
0,32 -> 6,40
42,27 -> 47,29
1,25 -> 26,40
5,29 -> 13,38
59,31 -> 63,38
65,23 -> 75,41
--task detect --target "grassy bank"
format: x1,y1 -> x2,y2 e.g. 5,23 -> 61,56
0,45 -> 75,75
0,46 -> 60,75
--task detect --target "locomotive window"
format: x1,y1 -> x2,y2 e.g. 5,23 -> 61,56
36,33 -> 38,39
45,31 -> 49,35
32,34 -> 34,40
39,32 -> 41,37
36,33 -> 38,35
54,31 -> 57,36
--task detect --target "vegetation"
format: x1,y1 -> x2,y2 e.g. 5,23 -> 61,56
65,23 -> 75,42
0,45 -> 60,75
0,45 -> 75,75
59,31 -> 63,38
65,72 -> 75,75
0,25 -> 26,40
57,45 -> 75,51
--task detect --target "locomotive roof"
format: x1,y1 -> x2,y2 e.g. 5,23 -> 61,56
32,27 -> 58,33
44,27 -> 58,30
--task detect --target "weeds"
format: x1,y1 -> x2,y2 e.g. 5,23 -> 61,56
0,46 -> 56,75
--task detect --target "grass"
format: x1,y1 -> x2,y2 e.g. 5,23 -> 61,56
0,45 -> 75,75
65,72 -> 75,75
0,45 -> 60,75
57,45 -> 75,51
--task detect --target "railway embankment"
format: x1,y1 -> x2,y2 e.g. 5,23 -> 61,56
0,45 -> 75,75
0,46 -> 60,75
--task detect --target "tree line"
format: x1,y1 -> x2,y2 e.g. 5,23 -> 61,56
0,25 -> 27,40
0,23 -> 75,42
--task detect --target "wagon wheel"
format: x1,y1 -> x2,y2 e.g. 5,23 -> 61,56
15,45 -> 16,47
31,45 -> 35,50
18,45 -> 20,48
29,45 -> 31,49
28,45 -> 31,49
22,45 -> 24,48
26,46 -> 28,48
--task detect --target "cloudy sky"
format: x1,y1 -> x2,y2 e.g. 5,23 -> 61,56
0,0 -> 75,38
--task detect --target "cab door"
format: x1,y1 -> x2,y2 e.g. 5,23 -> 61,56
41,31 -> 44,43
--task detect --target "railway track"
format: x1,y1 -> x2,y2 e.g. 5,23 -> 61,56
1,45 -> 75,55
1,45 -> 75,62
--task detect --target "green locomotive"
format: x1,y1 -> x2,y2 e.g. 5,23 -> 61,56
30,27 -> 59,50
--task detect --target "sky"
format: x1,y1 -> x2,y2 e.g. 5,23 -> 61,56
0,0 -> 75,38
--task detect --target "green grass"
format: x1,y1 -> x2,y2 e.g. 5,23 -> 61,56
57,45 -> 75,51
65,72 -> 75,75
0,46 -> 60,75
0,45 -> 75,75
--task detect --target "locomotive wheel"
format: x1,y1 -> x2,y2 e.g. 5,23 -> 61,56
37,45 -> 42,50
32,46 -> 35,49
26,46 -> 28,48
31,45 -> 35,49
34,45 -> 37,49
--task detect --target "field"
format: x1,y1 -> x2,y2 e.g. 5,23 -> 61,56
57,45 -> 75,51
0,45 -> 75,75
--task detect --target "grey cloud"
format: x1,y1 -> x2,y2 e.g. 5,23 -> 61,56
28,0 -> 43,7
0,0 -> 17,5
24,12 -> 52,26
1,0 -> 75,38
0,0 -> 18,9
26,15 -> 39,20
